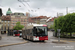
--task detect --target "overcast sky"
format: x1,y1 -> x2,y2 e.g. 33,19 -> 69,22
0,0 -> 75,17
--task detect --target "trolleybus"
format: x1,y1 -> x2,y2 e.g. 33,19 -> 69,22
22,24 -> 48,41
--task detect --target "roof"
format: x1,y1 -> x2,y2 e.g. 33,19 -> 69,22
46,17 -> 57,22
28,17 -> 35,23
31,16 -> 48,19
1,15 -> 11,21
6,8 -> 12,15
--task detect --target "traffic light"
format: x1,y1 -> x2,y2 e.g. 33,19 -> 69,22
0,8 -> 2,16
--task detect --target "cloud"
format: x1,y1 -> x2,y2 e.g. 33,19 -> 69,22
1,0 -> 75,17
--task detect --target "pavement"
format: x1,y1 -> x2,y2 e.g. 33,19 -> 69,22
48,31 -> 75,42
0,34 -> 28,47
0,32 -> 75,47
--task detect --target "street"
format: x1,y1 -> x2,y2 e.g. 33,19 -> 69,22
0,31 -> 75,50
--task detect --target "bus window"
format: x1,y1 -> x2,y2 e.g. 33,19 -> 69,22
33,27 -> 37,36
33,26 -> 48,36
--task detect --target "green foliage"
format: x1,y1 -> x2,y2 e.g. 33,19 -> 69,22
13,22 -> 24,30
50,25 -> 54,29
54,18 -> 57,33
54,13 -> 75,37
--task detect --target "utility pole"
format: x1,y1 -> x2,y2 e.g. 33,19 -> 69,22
66,7 -> 68,14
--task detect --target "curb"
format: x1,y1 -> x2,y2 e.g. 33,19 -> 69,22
0,41 -> 28,47
52,40 -> 75,42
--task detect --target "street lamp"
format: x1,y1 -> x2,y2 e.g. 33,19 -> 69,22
0,20 -> 2,40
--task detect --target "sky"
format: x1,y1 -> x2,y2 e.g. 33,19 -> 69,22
0,0 -> 75,17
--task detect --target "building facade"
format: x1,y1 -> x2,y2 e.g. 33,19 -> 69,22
1,8 -> 29,34
46,17 -> 57,28
31,16 -> 48,24
10,12 -> 28,29
1,16 -> 11,34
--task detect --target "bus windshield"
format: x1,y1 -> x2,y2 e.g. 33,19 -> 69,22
33,26 -> 48,36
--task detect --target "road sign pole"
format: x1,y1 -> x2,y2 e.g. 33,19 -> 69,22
58,33 -> 60,42
57,29 -> 61,43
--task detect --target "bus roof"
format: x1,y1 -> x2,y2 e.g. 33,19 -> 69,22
23,24 -> 47,30
31,24 -> 47,27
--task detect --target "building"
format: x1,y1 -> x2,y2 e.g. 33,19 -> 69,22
1,8 -> 29,34
40,19 -> 47,24
57,13 -> 63,17
30,16 -> 48,24
1,15 -> 11,34
6,8 -> 12,16
1,8 -> 12,34
10,12 -> 28,29
46,17 -> 57,28
28,17 -> 35,25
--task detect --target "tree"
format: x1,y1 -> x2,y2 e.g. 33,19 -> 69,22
65,13 -> 75,37
54,13 -> 75,37
54,18 -> 58,37
13,22 -> 24,30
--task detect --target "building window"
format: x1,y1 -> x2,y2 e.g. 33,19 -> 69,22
14,13 -> 16,15
8,21 -> 10,23
1,21 -> 3,22
5,21 -> 6,23
1,26 -> 3,30
24,19 -> 25,22
5,24 -> 6,26
18,13 -> 20,15
8,24 -> 9,26
4,26 -> 6,30
13,23 -> 14,25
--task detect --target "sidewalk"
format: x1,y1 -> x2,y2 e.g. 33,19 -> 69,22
48,31 -> 75,42
0,35 -> 28,47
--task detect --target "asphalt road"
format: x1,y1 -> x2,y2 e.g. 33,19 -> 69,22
0,31 -> 75,50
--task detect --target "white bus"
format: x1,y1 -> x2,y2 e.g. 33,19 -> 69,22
22,24 -> 48,41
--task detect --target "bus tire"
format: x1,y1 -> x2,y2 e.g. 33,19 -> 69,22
41,40 -> 44,42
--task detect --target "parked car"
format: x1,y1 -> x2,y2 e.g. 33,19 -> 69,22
19,33 -> 22,37
19,30 -> 22,38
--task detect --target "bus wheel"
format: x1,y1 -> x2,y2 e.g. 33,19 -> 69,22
41,40 -> 44,42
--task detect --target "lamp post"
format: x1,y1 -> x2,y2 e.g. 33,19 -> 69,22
0,19 -> 2,40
